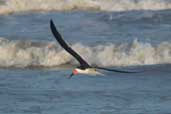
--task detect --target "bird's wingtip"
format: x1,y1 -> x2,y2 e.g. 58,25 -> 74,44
50,19 -> 54,25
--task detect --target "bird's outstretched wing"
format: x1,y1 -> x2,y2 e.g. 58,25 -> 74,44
94,66 -> 141,73
50,19 -> 90,69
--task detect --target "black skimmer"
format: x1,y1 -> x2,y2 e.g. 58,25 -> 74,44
50,19 -> 139,78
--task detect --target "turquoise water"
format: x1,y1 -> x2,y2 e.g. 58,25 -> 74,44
0,9 -> 171,114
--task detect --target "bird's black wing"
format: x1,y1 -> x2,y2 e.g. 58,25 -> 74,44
50,19 -> 90,69
94,66 -> 141,73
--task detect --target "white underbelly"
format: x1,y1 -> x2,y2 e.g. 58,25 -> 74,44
76,68 -> 103,75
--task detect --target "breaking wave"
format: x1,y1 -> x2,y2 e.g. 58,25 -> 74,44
1,0 -> 171,15
0,37 -> 170,68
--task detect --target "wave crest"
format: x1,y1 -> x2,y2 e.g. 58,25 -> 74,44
1,0 -> 171,14
0,37 -> 170,68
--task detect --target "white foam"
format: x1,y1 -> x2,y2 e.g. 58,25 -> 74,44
0,37 -> 170,68
0,0 -> 171,14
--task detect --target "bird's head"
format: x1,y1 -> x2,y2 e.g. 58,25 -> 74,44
68,69 -> 78,78
72,69 -> 79,75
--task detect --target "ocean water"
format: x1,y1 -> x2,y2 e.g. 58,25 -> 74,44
0,0 -> 171,114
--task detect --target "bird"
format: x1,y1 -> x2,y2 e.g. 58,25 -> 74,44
50,19 -> 139,78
